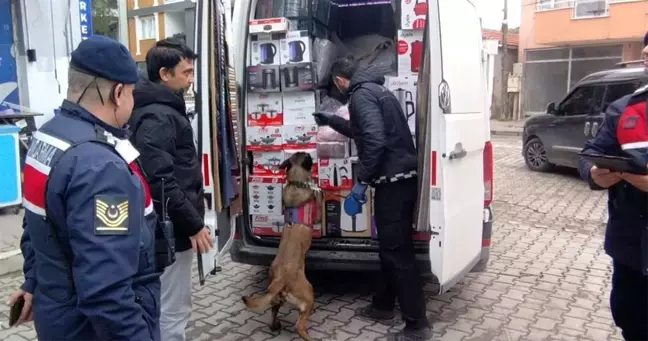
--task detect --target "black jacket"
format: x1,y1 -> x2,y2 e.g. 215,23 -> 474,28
129,79 -> 204,252
328,67 -> 417,184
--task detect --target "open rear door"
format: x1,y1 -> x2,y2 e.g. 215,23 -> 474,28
422,0 -> 486,294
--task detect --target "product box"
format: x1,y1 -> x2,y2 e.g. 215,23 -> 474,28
318,158 -> 353,190
282,124 -> 318,149
280,30 -> 312,64
251,214 -> 323,238
397,30 -> 424,75
247,92 -> 283,126
322,190 -> 372,238
401,0 -> 427,30
248,176 -> 283,215
284,148 -> 318,178
249,17 -> 290,35
246,126 -> 283,151
247,65 -> 281,93
283,92 -> 317,125
385,76 -> 417,135
280,62 -> 316,92
250,34 -> 282,66
252,151 -> 285,176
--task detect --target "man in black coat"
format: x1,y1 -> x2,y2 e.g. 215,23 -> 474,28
313,57 -> 431,341
129,38 -> 212,341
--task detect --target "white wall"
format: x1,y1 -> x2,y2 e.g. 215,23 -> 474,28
164,11 -> 185,38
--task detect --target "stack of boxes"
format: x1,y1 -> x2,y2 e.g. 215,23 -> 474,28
246,19 -> 321,238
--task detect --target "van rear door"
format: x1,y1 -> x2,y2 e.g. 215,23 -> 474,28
422,0 -> 486,294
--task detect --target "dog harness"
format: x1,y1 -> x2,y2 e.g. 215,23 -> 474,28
284,181 -> 319,226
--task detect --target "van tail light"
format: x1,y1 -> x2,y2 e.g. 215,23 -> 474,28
412,231 -> 431,241
483,141 -> 493,207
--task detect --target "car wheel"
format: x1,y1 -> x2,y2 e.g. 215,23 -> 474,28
524,138 -> 553,172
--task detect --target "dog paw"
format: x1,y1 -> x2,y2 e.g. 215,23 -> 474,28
241,296 -> 249,305
270,321 -> 282,331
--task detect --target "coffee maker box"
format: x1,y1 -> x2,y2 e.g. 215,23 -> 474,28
322,190 -> 372,238
280,30 -> 312,64
396,30 -> 424,75
252,151 -> 285,176
247,92 -> 283,126
385,76 -> 417,135
282,124 -> 318,149
248,176 -> 283,215
246,126 -> 283,151
401,0 -> 427,30
248,65 -> 281,93
250,34 -> 282,66
318,158 -> 353,190
282,92 -> 317,125
280,62 -> 316,92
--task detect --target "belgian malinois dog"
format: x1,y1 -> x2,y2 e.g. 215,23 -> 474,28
242,152 -> 321,341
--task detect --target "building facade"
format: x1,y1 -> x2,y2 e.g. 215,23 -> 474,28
126,0 -> 196,70
519,0 -> 648,115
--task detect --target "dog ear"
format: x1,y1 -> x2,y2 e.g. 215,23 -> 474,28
279,158 -> 292,171
301,154 -> 313,171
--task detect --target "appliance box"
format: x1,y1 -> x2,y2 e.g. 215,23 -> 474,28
250,34 -> 282,66
401,0 -> 427,30
246,126 -> 283,151
249,17 -> 290,34
282,124 -> 318,149
252,151 -> 285,176
248,176 -> 284,215
279,62 -> 316,92
322,190 -> 372,238
318,158 -> 353,190
384,76 -> 417,135
397,30 -> 424,75
247,92 -> 283,126
282,92 -> 318,125
247,65 -> 281,93
283,148 -> 319,178
252,214 -> 323,238
280,30 -> 313,64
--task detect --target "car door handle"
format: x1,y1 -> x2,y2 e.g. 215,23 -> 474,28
447,143 -> 467,160
584,122 -> 591,136
591,122 -> 599,136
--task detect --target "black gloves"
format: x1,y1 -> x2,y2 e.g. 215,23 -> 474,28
312,112 -> 333,126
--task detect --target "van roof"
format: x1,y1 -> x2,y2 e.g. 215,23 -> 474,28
578,66 -> 648,86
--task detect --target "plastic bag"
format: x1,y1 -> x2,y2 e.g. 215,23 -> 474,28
317,105 -> 349,142
314,38 -> 337,85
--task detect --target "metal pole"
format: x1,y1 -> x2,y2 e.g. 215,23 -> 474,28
500,0 -> 509,120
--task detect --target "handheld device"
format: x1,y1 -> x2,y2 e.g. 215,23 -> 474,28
579,152 -> 648,175
9,296 -> 25,327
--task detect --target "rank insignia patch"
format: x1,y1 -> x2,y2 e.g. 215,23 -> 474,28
94,195 -> 129,235
623,115 -> 638,129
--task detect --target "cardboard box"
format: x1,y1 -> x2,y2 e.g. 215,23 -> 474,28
318,158 -> 352,190
283,92 -> 317,125
250,34 -> 282,66
401,0 -> 427,30
397,30 -> 424,75
247,92 -> 283,126
322,190 -> 372,238
284,148 -> 318,178
251,151 -> 285,176
280,30 -> 312,64
248,176 -> 283,215
385,76 -> 417,135
283,124 -> 318,149
249,17 -> 290,35
251,214 -> 323,238
280,62 -> 316,92
246,126 -> 283,151
247,65 -> 281,93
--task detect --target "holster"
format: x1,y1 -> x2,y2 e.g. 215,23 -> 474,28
155,219 -> 176,272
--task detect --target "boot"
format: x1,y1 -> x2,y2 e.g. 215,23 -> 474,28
386,327 -> 434,341
356,304 -> 395,321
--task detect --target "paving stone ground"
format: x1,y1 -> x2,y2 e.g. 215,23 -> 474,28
0,136 -> 623,340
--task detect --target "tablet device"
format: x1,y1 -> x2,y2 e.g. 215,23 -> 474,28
579,152 -> 648,175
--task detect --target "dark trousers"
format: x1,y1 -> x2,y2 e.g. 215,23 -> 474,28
610,261 -> 648,341
372,177 -> 428,330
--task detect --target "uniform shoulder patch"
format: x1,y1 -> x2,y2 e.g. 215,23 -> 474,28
94,195 -> 129,235
622,115 -> 638,129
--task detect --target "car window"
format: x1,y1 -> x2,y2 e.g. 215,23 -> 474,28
602,82 -> 639,110
559,85 -> 600,116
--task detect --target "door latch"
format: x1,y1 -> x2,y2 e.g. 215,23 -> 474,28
584,122 -> 591,136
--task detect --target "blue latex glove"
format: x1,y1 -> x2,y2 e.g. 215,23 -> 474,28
344,184 -> 368,216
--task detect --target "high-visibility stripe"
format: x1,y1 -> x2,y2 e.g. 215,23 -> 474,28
621,141 -> 648,150
33,131 -> 71,151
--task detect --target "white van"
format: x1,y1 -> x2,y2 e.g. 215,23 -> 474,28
196,0 -> 494,294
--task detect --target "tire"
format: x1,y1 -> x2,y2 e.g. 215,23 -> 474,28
523,137 -> 553,172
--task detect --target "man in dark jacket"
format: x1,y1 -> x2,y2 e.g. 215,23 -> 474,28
313,57 -> 431,341
129,38 -> 211,341
578,86 -> 648,340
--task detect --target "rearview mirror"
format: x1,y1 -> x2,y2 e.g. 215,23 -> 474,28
546,102 -> 556,114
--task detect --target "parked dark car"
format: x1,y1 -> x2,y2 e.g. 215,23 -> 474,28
522,64 -> 648,171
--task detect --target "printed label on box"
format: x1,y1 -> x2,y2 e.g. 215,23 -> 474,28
252,151 -> 285,176
247,92 -> 283,126
284,148 -> 318,178
251,214 -> 285,236
318,158 -> 353,189
248,176 -> 284,215
401,0 -> 427,30
385,76 -> 417,135
246,126 -> 283,151
282,124 -> 318,149
397,30 -> 424,75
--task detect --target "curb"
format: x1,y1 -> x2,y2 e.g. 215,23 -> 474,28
491,129 -> 523,137
0,249 -> 23,277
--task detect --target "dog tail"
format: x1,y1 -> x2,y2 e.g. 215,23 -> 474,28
242,278 -> 285,309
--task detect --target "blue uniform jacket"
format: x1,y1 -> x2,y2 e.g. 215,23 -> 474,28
578,93 -> 648,275
20,100 -> 161,340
